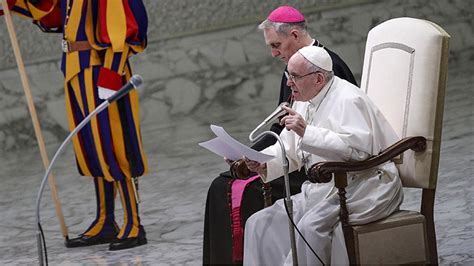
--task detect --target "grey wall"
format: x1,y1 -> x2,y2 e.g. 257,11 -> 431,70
0,0 -> 472,152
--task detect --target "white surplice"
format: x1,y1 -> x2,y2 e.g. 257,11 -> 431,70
243,76 -> 404,265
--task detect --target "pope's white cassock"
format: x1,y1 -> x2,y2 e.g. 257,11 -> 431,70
243,76 -> 404,265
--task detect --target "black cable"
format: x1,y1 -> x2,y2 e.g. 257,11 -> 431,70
283,200 -> 325,265
38,223 -> 49,265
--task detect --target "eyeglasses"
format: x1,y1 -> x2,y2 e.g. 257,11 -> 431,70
285,71 -> 318,82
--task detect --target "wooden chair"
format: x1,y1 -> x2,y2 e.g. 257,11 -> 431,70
309,17 -> 450,264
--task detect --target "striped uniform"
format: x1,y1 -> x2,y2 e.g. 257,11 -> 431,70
12,0 -> 149,239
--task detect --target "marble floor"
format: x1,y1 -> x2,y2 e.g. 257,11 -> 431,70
0,62 -> 473,265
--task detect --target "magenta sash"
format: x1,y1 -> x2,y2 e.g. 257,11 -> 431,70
229,175 -> 260,262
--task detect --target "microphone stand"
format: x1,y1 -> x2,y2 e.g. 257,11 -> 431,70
249,128 -> 298,266
35,74 -> 142,265
35,100 -> 109,265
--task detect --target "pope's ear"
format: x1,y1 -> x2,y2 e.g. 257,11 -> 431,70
315,72 -> 325,85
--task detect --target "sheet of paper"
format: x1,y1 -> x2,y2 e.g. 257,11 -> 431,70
198,137 -> 241,161
210,125 -> 253,151
198,125 -> 275,163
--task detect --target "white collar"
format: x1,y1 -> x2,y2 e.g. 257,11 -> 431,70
309,39 -> 323,48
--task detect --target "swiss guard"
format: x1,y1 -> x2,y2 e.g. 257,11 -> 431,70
3,0 -> 150,251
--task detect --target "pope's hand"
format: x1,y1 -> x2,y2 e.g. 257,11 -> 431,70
280,105 -> 306,137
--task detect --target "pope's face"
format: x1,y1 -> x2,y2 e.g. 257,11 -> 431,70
286,53 -> 324,101
263,27 -> 301,64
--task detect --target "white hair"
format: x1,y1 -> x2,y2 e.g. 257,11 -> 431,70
258,19 -> 308,36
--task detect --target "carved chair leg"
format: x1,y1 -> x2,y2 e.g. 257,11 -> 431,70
338,186 -> 356,264
334,173 -> 356,264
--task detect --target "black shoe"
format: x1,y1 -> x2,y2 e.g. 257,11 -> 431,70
109,235 -> 147,251
66,234 -> 116,248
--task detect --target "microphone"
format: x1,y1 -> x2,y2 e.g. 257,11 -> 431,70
256,101 -> 289,129
248,102 -> 289,142
106,74 -> 143,103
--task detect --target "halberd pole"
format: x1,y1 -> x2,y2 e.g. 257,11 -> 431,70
2,0 -> 69,241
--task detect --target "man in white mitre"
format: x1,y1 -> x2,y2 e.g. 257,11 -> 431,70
242,46 -> 404,265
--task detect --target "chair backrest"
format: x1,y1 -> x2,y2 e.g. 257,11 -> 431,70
360,17 -> 450,189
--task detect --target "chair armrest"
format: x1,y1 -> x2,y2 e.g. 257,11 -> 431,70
308,136 -> 426,183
